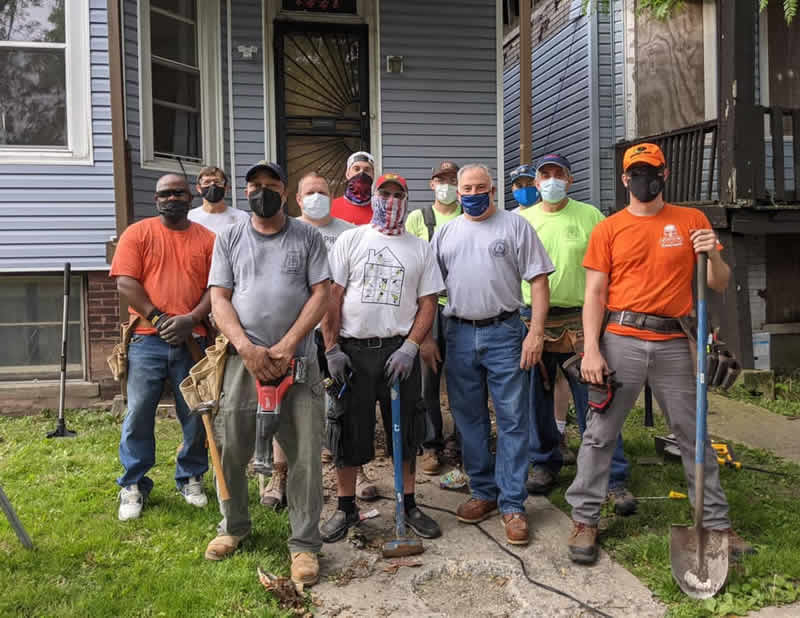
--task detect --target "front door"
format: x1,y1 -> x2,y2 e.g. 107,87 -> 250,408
274,21 -> 370,214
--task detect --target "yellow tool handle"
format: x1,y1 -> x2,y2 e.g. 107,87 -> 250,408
716,456 -> 742,470
668,490 -> 688,499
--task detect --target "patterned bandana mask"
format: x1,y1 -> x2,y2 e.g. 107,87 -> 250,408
344,172 -> 373,206
370,193 -> 407,236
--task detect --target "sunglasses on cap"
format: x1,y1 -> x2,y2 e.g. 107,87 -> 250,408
155,188 -> 189,199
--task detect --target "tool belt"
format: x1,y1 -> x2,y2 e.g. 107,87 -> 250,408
178,334 -> 230,414
608,310 -> 683,335
520,307 -> 583,354
106,316 -> 142,382
450,310 -> 518,328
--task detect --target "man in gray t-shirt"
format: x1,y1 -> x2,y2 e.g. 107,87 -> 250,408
206,160 -> 330,588
431,163 -> 553,547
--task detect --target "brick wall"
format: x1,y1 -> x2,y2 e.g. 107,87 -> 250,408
86,271 -> 120,396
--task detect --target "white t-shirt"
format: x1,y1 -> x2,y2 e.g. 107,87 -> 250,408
188,205 -> 250,235
329,226 -> 444,339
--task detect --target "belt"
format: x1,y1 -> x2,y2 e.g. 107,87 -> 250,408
340,335 -> 404,349
608,310 -> 683,334
549,306 -> 582,316
450,310 -> 518,328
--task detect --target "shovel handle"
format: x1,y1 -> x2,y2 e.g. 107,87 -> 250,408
695,252 -> 709,572
201,413 -> 231,501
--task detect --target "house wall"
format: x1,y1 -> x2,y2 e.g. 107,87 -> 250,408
0,0 -> 116,272
380,0 -> 499,212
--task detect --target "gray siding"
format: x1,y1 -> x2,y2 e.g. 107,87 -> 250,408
597,6 -> 615,212
0,0 -> 116,272
380,0 -> 498,212
503,1 -> 593,209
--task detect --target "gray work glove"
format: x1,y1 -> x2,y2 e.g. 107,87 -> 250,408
157,314 -> 195,345
385,339 -> 419,383
325,344 -> 351,384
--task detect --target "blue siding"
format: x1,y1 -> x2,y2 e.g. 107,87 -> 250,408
0,0 -> 116,272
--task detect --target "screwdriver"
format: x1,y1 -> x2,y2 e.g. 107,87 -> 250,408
637,490 -> 687,500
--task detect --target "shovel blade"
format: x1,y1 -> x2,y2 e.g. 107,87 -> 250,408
670,525 -> 729,599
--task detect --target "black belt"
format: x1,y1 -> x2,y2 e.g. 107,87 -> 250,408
340,335 -> 404,349
607,310 -> 683,334
450,310 -> 518,328
548,306 -> 582,317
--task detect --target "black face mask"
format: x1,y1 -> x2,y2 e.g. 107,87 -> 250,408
628,171 -> 665,203
201,184 -> 225,204
157,199 -> 190,223
249,188 -> 283,218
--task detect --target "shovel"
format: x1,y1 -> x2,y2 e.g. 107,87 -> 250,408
670,252 -> 728,599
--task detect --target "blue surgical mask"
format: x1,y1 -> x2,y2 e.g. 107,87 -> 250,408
513,186 -> 539,207
460,192 -> 491,217
539,178 -> 567,203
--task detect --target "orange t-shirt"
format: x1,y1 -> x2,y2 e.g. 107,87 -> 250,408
110,217 -> 216,335
583,204 -> 718,341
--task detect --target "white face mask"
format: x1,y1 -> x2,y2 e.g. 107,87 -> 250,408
302,192 -> 331,220
434,183 -> 458,205
539,178 -> 568,203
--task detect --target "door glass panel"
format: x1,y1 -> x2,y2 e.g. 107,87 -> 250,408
0,0 -> 65,42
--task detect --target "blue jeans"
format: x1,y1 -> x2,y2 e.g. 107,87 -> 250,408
530,351 -> 630,489
117,334 -> 209,494
445,315 -> 529,513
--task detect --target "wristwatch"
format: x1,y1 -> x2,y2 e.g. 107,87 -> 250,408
147,308 -> 165,327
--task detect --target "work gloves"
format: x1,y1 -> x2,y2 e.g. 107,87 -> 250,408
157,314 -> 195,345
385,339 -> 419,383
325,344 -> 352,384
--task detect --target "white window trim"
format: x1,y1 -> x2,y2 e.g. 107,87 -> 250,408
138,0 -> 223,176
0,0 -> 93,166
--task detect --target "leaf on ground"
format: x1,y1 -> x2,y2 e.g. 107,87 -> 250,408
382,557 -> 423,573
257,568 -> 307,615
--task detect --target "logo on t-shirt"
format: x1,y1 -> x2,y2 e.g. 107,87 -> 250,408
660,224 -> 683,248
282,251 -> 303,274
490,239 -> 507,258
362,247 -> 404,306
565,225 -> 580,242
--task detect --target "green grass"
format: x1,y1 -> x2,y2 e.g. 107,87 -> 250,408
0,410 -> 300,617
721,375 -> 800,418
551,406 -> 800,617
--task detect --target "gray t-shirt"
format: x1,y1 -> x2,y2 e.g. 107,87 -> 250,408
208,217 -> 331,355
431,207 -> 554,320
312,216 -> 355,251
188,205 -> 250,236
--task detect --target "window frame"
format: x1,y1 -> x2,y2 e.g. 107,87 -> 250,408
0,0 -> 93,166
138,0 -> 223,175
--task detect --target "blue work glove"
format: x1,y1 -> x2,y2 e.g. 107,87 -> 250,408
384,339 -> 419,383
325,344 -> 352,384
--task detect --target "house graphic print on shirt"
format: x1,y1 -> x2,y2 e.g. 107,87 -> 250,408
362,247 -> 405,306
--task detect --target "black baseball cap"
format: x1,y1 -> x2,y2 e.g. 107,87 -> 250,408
245,160 -> 287,185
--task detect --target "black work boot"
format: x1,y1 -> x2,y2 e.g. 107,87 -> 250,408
404,507 -> 442,539
526,466 -> 557,495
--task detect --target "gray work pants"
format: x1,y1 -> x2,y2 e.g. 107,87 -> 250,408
566,332 -> 730,529
213,354 -> 324,553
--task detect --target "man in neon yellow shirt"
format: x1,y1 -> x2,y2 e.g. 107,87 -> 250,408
517,154 -> 634,515
406,161 -> 462,475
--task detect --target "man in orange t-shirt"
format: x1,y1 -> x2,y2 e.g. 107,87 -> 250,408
564,143 -> 753,564
110,173 -> 216,522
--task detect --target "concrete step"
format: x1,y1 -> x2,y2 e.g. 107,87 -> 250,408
0,380 -> 101,415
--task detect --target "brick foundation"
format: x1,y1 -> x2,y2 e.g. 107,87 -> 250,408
86,271 -> 121,397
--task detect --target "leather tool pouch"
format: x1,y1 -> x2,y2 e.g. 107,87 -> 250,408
178,334 -> 230,413
678,314 -> 741,390
107,316 -> 141,382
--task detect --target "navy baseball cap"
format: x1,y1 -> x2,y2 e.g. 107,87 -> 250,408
245,160 -> 287,185
509,164 -> 536,184
535,154 -> 572,174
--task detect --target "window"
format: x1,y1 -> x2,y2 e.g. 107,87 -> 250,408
139,0 -> 222,173
0,0 -> 91,164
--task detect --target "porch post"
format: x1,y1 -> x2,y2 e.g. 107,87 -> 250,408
519,0 -> 532,164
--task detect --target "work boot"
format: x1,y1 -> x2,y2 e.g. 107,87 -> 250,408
355,466 -> 377,501
404,507 -> 441,539
526,466 -> 557,495
456,497 -> 498,524
118,484 -> 144,521
180,476 -> 208,508
501,512 -> 529,545
260,462 -> 287,510
568,520 -> 599,564
420,450 -> 441,475
320,509 -> 360,543
719,528 -> 756,559
205,533 -> 246,561
559,433 -> 577,465
607,486 -> 637,516
290,552 -> 320,586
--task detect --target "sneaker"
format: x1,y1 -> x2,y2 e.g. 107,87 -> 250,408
260,462 -> 287,510
404,507 -> 442,539
559,433 -> 577,465
718,528 -> 756,559
420,450 -> 441,475
180,476 -> 208,508
320,509 -> 360,543
355,466 -> 378,501
568,520 -> 599,564
526,466 -> 557,495
501,512 -> 529,545
607,486 -> 637,516
291,552 -> 320,586
118,484 -> 144,521
439,467 -> 469,490
456,497 -> 497,524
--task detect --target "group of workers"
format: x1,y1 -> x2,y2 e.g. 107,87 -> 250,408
109,142 -> 752,588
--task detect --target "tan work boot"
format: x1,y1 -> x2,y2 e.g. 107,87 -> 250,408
355,466 -> 377,501
260,462 -> 287,510
290,552 -> 319,586
718,528 -> 756,559
420,450 -> 441,475
501,512 -> 529,545
205,533 -> 246,561
456,497 -> 497,524
568,520 -> 598,564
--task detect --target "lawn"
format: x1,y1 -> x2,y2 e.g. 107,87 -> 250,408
2,406 -> 800,617
720,372 -> 800,418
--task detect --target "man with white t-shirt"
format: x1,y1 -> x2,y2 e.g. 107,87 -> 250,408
320,173 -> 444,543
188,167 -> 250,234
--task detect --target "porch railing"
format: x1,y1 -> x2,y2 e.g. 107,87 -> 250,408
757,106 -> 800,203
614,120 -> 718,210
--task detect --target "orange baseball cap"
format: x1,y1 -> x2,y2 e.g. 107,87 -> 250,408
623,143 -> 666,171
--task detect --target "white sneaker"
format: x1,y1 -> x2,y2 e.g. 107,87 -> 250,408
118,485 -> 143,521
180,476 -> 208,507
